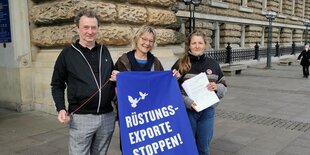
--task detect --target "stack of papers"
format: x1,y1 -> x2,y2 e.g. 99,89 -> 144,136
181,73 -> 219,112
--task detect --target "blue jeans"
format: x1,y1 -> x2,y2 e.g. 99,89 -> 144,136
69,112 -> 116,155
187,107 -> 215,155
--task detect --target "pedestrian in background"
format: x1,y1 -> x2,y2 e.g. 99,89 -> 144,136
297,44 -> 310,78
51,10 -> 116,155
171,30 -> 227,155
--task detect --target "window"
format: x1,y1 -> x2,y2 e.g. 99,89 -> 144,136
239,0 -> 253,13
208,0 -> 228,8
241,0 -> 247,7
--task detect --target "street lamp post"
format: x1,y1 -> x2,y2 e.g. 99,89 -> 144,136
265,11 -> 277,68
183,0 -> 202,33
304,20 -> 310,45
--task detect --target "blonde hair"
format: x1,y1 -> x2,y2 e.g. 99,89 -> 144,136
179,30 -> 206,74
131,25 -> 157,50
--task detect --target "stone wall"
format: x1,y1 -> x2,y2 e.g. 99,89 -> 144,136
293,29 -> 303,43
306,1 -> 310,19
29,0 -> 310,50
248,0 -> 263,10
245,25 -> 263,46
220,23 -> 241,48
205,22 -> 214,49
267,0 -> 279,13
264,27 -> 279,45
280,28 -> 292,45
282,0 -> 293,15
29,0 -> 182,48
295,0 -> 303,18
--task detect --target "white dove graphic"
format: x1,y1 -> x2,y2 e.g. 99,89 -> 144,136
128,91 -> 148,108
139,92 -> 148,99
128,96 -> 140,108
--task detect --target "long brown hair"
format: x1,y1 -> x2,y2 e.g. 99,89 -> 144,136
178,30 -> 206,74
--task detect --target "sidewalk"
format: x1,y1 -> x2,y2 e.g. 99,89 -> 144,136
212,60 -> 310,155
0,61 -> 309,155
0,108 -> 122,155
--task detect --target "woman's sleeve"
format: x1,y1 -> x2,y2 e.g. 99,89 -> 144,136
115,59 -> 127,72
216,82 -> 227,99
216,65 -> 227,99
181,90 -> 194,109
171,59 -> 180,70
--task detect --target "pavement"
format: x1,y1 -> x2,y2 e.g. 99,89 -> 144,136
1,58 -> 310,155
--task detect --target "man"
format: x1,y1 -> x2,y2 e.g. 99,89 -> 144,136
51,10 -> 116,155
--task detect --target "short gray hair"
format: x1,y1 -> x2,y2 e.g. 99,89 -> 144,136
74,10 -> 99,27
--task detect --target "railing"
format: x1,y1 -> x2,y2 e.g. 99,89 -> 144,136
205,49 -> 226,64
231,48 -> 255,62
206,42 -> 304,64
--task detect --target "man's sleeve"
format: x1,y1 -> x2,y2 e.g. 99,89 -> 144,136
51,51 -> 67,112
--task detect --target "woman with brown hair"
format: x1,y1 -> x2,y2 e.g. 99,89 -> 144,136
171,30 -> 227,155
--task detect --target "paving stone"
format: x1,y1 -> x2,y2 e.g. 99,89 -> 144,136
237,146 -> 279,155
211,137 -> 246,153
210,149 -> 234,155
277,145 -> 310,155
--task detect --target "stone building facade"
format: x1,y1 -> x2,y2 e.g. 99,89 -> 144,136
176,0 -> 310,48
0,0 -> 309,113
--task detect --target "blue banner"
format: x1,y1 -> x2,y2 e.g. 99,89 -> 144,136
0,0 -> 11,43
117,71 -> 198,155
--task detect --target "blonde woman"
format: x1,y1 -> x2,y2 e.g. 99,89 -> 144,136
109,25 -> 164,151
114,25 -> 164,72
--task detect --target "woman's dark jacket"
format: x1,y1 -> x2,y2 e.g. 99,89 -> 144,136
171,53 -> 227,109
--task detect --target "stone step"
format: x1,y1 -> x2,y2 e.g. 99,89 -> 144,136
221,64 -> 247,76
279,58 -> 293,66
